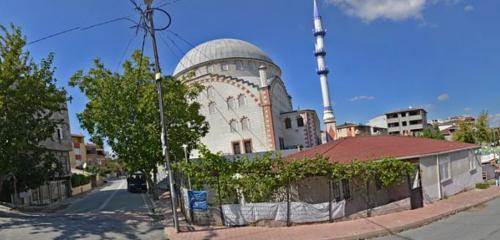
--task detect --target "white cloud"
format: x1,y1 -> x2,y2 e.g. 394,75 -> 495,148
437,93 -> 449,101
349,95 -> 375,101
464,107 -> 472,113
326,0 -> 461,22
464,4 -> 474,12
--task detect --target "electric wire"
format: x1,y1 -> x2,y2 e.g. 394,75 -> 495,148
114,33 -> 139,72
157,32 -> 187,71
27,16 -> 137,45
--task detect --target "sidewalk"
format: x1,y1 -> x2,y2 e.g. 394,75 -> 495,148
165,186 -> 500,240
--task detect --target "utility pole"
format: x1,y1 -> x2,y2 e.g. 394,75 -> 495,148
144,0 -> 179,232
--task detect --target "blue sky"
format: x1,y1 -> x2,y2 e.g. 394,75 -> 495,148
1,0 -> 499,141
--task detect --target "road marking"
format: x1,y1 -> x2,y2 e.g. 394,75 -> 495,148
96,180 -> 124,211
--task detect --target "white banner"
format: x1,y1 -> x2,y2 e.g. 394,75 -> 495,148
222,200 -> 345,226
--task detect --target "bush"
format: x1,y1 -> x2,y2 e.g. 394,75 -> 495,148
71,174 -> 91,187
476,182 -> 490,189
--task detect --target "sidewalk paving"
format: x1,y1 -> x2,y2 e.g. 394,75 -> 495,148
165,186 -> 500,240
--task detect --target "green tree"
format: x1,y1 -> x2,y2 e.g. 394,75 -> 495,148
454,121 -> 476,144
421,125 -> 445,140
453,112 -> 492,144
475,111 -> 491,144
0,25 -> 67,196
69,51 -> 208,198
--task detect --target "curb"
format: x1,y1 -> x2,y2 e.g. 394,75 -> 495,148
339,190 -> 500,240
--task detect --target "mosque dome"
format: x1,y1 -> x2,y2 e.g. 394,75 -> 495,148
173,38 -> 273,76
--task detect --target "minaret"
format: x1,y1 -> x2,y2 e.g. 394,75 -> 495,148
313,0 -> 337,142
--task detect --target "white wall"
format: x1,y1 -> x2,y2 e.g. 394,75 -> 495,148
419,149 -> 482,203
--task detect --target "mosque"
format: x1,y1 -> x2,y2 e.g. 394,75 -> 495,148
173,0 -> 336,155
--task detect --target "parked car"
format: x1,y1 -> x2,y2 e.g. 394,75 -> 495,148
127,172 -> 147,193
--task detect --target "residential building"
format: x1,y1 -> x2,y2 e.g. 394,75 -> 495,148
69,134 -> 87,169
367,115 -> 387,129
431,116 -> 475,141
385,108 -> 428,136
335,122 -> 387,139
288,135 -> 482,216
173,39 -> 321,155
9,105 -> 73,205
86,143 -> 106,167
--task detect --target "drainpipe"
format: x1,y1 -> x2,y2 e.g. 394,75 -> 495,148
436,154 -> 443,200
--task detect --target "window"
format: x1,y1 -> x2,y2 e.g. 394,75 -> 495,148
232,141 -> 241,155
241,117 -> 250,131
221,63 -> 229,71
74,148 -> 81,155
56,127 -> 63,142
207,86 -> 215,99
409,120 -> 423,125
285,118 -> 292,129
243,140 -> 252,153
296,117 -> 304,127
208,102 -> 216,114
235,61 -> 243,71
402,121 -> 408,126
341,179 -> 351,200
238,94 -> 246,107
439,155 -> 451,182
229,120 -> 238,133
388,122 -> 400,128
227,97 -> 236,110
332,181 -> 341,202
279,138 -> 285,150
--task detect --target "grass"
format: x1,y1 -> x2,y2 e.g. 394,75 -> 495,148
476,182 -> 491,189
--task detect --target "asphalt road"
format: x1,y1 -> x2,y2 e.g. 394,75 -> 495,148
0,179 -> 166,240
374,197 -> 500,240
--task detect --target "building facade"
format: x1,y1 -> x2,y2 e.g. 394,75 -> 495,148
173,39 -> 321,155
336,122 -> 387,139
69,134 -> 87,169
385,108 -> 428,136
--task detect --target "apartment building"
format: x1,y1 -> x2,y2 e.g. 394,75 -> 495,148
385,108 -> 428,136
69,134 -> 87,169
336,122 -> 387,139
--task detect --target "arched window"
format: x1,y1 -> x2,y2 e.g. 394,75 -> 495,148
208,102 -> 216,114
207,86 -> 215,99
229,120 -> 238,133
235,61 -> 243,71
227,97 -> 236,110
296,116 -> 304,127
238,94 -> 246,107
241,117 -> 250,131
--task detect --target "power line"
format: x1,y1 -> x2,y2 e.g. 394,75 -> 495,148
156,0 -> 184,8
114,33 -> 139,72
27,16 -> 137,45
157,32 -> 187,71
167,29 -> 212,61
162,32 -> 196,67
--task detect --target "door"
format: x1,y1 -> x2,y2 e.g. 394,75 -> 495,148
408,166 -> 424,209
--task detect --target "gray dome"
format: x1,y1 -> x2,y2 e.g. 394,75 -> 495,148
173,38 -> 273,75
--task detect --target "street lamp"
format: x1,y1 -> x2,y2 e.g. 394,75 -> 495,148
182,144 -> 192,190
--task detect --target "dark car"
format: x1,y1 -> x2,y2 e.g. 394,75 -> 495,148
127,172 -> 147,193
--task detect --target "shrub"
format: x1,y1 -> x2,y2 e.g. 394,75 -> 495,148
476,182 -> 490,189
71,174 -> 91,187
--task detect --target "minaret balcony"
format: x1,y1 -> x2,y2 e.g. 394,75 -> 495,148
316,67 -> 329,75
314,48 -> 327,57
314,29 -> 326,37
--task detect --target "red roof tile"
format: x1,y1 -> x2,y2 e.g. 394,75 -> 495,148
287,135 -> 479,164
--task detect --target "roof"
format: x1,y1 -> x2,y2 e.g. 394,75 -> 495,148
287,135 -> 479,164
173,38 -> 273,76
385,108 -> 427,115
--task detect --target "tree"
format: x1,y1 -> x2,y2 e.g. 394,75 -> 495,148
453,112 -> 492,144
421,125 -> 445,140
69,51 -> 208,198
475,111 -> 491,144
0,25 -> 67,196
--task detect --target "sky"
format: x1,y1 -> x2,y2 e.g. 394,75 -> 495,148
1,0 -> 499,144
